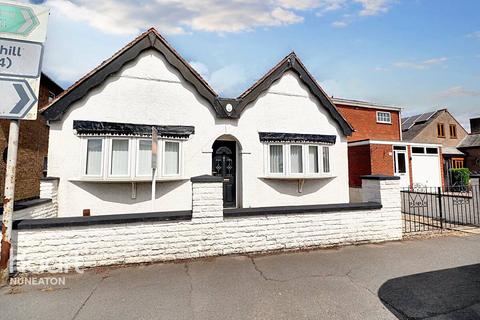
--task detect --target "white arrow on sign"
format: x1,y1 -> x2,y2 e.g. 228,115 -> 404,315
0,77 -> 37,119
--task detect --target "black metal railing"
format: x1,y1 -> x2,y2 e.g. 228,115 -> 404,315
401,185 -> 480,233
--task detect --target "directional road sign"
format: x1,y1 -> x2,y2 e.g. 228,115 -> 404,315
0,1 -> 49,43
0,77 -> 37,119
0,38 -> 43,78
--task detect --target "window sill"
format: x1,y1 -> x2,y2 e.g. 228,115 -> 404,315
70,177 -> 187,183
259,174 -> 336,180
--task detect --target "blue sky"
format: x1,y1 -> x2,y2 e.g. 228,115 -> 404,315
30,0 -> 480,129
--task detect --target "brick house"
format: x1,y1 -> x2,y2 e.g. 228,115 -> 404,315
336,99 -> 444,201
0,73 -> 63,201
402,109 -> 468,185
458,117 -> 480,174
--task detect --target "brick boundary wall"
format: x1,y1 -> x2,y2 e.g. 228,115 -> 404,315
11,175 -> 402,274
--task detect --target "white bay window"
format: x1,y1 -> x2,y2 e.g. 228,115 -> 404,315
269,145 -> 284,174
82,137 -> 183,181
136,140 -> 152,176
86,139 -> 103,176
110,139 -> 130,176
164,141 -> 180,175
266,143 -> 332,177
308,146 -> 319,174
290,145 -> 303,173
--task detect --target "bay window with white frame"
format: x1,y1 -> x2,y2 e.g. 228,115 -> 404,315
266,142 -> 332,177
82,136 -> 183,181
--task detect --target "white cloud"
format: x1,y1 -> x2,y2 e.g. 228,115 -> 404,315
374,66 -> 389,72
439,86 -> 480,98
332,20 -> 348,28
393,57 -> 448,70
43,0 -> 394,36
354,0 -> 392,16
468,31 -> 480,39
189,62 -> 247,95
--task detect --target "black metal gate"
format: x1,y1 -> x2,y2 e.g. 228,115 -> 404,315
401,185 -> 480,233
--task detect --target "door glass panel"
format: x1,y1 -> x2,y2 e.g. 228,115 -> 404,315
396,152 -> 407,174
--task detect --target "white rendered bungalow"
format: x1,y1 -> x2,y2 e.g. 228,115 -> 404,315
42,28 -> 354,217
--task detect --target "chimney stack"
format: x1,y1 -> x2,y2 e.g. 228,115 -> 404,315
471,118 -> 480,134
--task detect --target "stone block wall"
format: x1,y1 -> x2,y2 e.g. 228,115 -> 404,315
13,175 -> 402,273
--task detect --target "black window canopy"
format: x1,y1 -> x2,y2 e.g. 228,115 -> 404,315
259,132 -> 336,144
73,120 -> 194,138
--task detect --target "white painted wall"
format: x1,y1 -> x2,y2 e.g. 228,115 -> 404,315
48,49 -> 349,217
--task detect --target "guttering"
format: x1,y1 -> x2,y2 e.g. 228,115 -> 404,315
348,139 -> 442,148
332,98 -> 402,112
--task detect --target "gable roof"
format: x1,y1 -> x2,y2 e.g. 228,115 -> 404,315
401,109 -> 468,141
42,28 -> 353,136
458,134 -> 480,148
401,110 -> 443,141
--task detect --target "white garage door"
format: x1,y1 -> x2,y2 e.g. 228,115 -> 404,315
411,146 -> 442,187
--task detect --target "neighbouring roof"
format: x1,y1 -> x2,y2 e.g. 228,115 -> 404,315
41,28 -> 353,136
401,110 -> 443,141
458,134 -> 480,149
442,147 -> 465,155
41,72 -> 63,94
258,132 -> 336,144
73,120 -> 194,138
332,98 -> 402,112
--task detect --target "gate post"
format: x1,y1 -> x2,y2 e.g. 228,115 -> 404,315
471,175 -> 480,220
361,175 -> 401,209
191,175 -> 224,223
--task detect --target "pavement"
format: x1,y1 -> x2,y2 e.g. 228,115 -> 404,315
1,233 -> 480,320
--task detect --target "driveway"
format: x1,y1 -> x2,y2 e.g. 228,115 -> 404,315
1,234 -> 480,320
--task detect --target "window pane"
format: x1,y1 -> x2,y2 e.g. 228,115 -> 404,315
137,140 -> 152,176
397,153 -> 406,174
377,112 -> 391,123
165,142 -> 179,175
290,145 -> 303,173
323,147 -> 330,173
308,146 -> 319,173
269,145 -> 283,173
111,140 -> 129,175
86,139 -> 102,175
412,147 -> 425,154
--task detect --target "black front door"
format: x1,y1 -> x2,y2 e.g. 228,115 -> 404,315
212,140 -> 236,207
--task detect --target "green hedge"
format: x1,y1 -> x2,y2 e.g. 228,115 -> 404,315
450,168 -> 471,186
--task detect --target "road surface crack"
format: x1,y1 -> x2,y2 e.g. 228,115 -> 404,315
184,263 -> 195,320
71,276 -> 106,320
249,257 -> 348,282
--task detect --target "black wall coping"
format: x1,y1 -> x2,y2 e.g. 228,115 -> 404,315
470,174 -> 480,179
13,210 -> 192,230
40,177 -> 60,181
361,175 -> 400,181
191,175 -> 223,183
224,202 -> 382,218
0,198 -> 52,215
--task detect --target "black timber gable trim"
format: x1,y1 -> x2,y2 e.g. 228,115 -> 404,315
73,120 -> 194,138
41,30 -> 352,136
229,53 -> 353,136
42,29 -> 223,121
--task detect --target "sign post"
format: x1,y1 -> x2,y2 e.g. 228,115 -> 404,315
151,127 -> 158,211
0,0 -> 48,287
